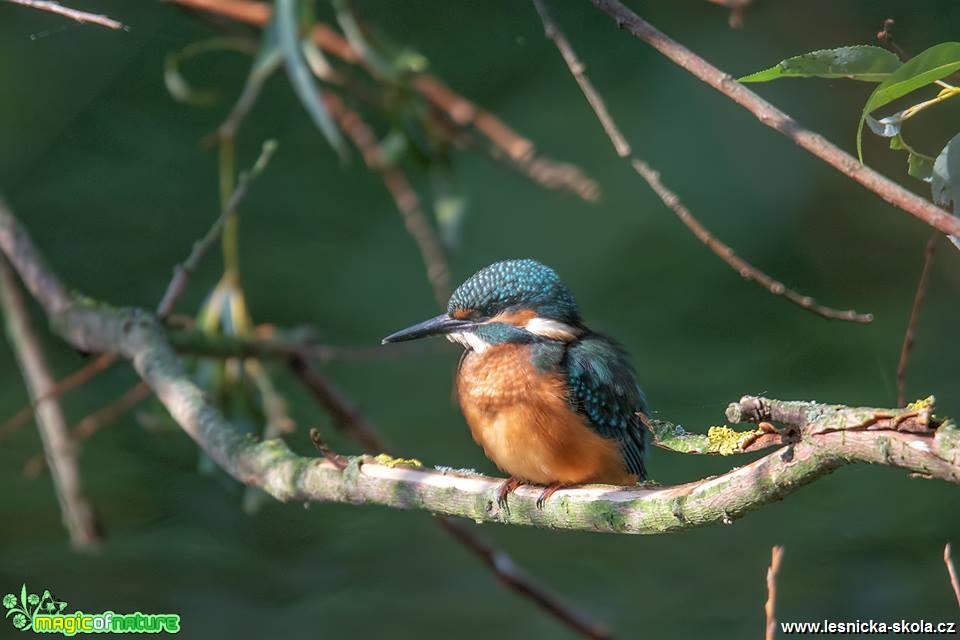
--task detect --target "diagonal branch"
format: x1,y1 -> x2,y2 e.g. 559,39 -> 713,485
588,0 -> 960,239
1,203 -> 957,537
532,0 -> 870,323
322,92 -> 453,306
896,233 -> 938,408
0,254 -> 99,549
6,0 -> 125,30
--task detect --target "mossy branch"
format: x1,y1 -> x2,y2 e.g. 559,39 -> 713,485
0,203 -> 957,535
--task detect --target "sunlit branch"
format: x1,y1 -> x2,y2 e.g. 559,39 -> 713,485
6,0 -> 125,30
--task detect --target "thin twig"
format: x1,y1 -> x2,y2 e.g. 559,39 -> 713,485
24,382 -> 152,477
156,139 -> 277,318
6,0 -> 125,30
0,352 -> 116,440
322,91 -> 452,306
0,255 -> 99,549
290,357 -> 386,453
764,545 -> 784,640
170,325 -> 435,362
290,356 -> 610,639
589,0 -> 960,239
440,518 -> 610,639
533,0 -> 871,323
631,159 -> 871,322
945,543 -> 960,608
896,233 -> 938,407
308,427 -> 347,470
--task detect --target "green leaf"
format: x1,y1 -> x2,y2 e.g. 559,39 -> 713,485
739,46 -> 901,83
276,0 -> 346,160
889,135 -> 935,182
931,133 -> 960,249
857,42 -> 960,160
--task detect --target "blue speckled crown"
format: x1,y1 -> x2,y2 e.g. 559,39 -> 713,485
447,259 -> 581,322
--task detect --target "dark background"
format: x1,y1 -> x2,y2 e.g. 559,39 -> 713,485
1,1 -> 959,638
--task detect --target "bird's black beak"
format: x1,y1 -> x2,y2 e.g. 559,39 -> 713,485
381,313 -> 476,344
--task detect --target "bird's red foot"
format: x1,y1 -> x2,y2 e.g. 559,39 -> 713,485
536,482 -> 564,510
497,477 -> 525,510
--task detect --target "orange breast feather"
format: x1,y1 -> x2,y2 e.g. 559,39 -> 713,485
456,344 -> 635,486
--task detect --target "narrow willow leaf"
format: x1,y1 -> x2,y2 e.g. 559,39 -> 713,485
164,37 -> 258,106
276,0 -> 346,159
739,46 -> 901,83
332,0 -> 395,79
931,133 -> 960,249
857,42 -> 960,160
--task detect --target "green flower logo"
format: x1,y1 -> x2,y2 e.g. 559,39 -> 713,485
3,584 -> 57,632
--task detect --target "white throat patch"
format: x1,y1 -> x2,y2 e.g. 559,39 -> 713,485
523,317 -> 580,341
447,331 -> 490,353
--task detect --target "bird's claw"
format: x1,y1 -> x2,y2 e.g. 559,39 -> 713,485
496,477 -> 525,511
535,483 -> 563,510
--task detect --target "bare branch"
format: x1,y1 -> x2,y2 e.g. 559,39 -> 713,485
322,92 -> 453,306
0,254 -> 99,549
946,543 -> 960,608
24,382 -> 151,478
630,158 -> 871,322
764,545 -> 784,640
169,325 -> 432,362
532,0 -> 871,323
589,0 -> 960,239
6,0 -> 125,30
156,139 -> 277,318
897,233 -> 938,407
0,352 -> 116,441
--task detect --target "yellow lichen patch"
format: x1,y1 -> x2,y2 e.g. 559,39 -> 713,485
906,395 -> 936,412
706,425 -> 759,456
372,453 -> 424,469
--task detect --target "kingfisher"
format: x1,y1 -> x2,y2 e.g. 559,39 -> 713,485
382,259 -> 648,508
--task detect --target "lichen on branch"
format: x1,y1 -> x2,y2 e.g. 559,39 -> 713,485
0,203 -> 957,535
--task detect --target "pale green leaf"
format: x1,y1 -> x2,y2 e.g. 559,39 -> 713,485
276,0 -> 346,159
931,133 -> 960,249
739,46 -> 901,83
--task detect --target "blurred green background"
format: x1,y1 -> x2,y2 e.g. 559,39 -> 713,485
2,1 -> 959,638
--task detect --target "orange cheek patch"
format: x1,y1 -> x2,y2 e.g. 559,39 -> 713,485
451,308 -> 475,320
490,308 -> 537,326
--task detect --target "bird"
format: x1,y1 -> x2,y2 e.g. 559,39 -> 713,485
382,258 -> 649,508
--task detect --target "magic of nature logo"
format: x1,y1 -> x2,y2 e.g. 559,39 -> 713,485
3,584 -> 180,635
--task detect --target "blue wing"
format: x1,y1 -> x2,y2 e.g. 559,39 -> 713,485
563,334 -> 648,480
